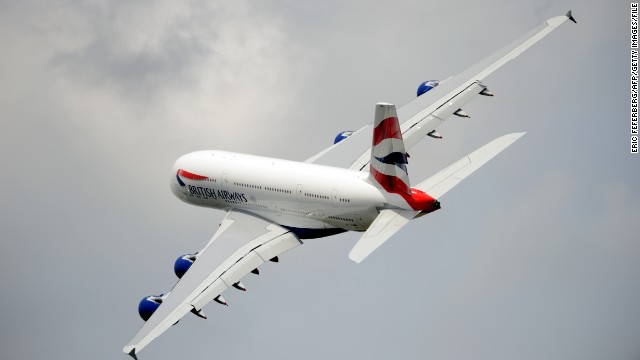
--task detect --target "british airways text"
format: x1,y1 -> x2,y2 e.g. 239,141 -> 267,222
188,185 -> 247,202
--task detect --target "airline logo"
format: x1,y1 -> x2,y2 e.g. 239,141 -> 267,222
370,104 -> 411,195
176,169 -> 248,203
373,152 -> 408,174
176,169 -> 208,187
369,104 -> 439,214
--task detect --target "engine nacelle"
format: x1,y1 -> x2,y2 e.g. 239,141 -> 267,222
417,80 -> 440,97
138,294 -> 167,321
174,253 -> 198,279
334,131 -> 354,144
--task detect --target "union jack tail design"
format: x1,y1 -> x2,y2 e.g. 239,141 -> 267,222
369,103 -> 411,195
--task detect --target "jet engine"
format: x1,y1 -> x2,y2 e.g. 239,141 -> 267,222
417,80 -> 440,97
138,294 -> 168,321
334,131 -> 354,144
174,253 -> 199,279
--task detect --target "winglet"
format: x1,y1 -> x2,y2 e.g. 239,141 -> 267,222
128,349 -> 138,360
566,10 -> 577,24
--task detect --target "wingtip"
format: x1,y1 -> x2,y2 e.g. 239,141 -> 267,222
508,132 -> 526,141
566,10 -> 577,24
348,252 -> 364,264
127,349 -> 138,360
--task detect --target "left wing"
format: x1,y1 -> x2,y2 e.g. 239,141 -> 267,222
123,210 -> 302,358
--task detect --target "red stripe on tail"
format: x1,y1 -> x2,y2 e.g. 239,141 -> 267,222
373,117 -> 401,145
370,165 -> 410,194
370,166 -> 439,213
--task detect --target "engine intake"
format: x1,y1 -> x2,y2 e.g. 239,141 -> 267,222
138,294 -> 167,321
417,80 -> 440,97
174,253 -> 198,279
334,131 -> 354,144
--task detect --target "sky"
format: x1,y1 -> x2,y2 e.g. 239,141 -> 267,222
0,1 -> 637,359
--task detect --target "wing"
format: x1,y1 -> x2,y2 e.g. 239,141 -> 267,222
123,210 -> 302,358
306,12 -> 574,170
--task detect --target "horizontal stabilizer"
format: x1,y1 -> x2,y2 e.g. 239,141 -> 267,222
349,208 -> 420,263
415,133 -> 525,198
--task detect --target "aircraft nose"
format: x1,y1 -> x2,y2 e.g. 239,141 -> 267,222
171,151 -> 213,188
171,153 -> 196,190
172,152 -> 202,175
172,153 -> 189,173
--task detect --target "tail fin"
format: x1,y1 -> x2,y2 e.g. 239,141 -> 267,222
369,103 -> 411,195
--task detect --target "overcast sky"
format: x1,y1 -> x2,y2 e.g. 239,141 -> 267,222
1,1 -> 637,359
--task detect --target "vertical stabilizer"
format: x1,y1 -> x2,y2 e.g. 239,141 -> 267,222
369,103 -> 411,195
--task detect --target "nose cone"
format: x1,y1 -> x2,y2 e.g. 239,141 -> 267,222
172,152 -> 195,177
170,151 -> 210,200
170,154 -> 189,197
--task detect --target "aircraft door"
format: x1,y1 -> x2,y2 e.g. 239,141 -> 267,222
296,184 -> 303,202
221,172 -> 229,190
331,189 -> 339,207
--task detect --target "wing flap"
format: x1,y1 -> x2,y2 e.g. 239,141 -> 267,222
191,279 -> 228,311
402,82 -> 486,151
219,251 -> 264,287
254,232 -> 303,261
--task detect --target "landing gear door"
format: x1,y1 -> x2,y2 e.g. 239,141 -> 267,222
353,213 -> 365,230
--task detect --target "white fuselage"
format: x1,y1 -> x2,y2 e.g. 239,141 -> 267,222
170,150 -> 408,238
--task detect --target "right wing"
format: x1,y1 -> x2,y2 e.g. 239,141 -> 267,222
307,12 -> 575,170
123,210 -> 302,358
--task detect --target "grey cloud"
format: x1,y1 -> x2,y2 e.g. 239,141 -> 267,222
0,1 -> 637,360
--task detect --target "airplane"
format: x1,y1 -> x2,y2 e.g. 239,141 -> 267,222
123,11 -> 576,358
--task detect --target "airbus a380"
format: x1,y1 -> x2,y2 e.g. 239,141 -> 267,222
124,11 -> 575,358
